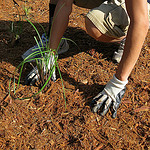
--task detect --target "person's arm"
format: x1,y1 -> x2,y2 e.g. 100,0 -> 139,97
49,0 -> 74,51
115,0 -> 149,81
91,0 -> 149,118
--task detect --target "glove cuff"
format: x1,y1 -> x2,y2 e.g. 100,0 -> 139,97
112,75 -> 128,88
104,75 -> 128,100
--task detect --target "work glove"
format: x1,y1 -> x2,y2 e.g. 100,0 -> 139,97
25,53 -> 57,85
91,75 -> 128,118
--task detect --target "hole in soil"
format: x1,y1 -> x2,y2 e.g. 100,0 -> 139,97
79,116 -> 85,124
5,140 -> 10,147
59,122 -> 64,130
68,135 -> 81,147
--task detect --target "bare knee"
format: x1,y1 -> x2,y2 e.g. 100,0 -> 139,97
85,17 -> 125,43
85,17 -> 112,42
85,17 -> 102,41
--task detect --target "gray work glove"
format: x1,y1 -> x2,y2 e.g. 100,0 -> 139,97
91,75 -> 128,118
25,53 -> 57,85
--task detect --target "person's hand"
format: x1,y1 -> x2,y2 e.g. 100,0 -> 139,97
25,53 -> 57,85
91,75 -> 128,118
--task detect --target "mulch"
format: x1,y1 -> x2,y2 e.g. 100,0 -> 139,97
0,0 -> 149,149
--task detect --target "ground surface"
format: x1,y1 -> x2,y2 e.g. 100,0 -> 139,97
0,0 -> 150,149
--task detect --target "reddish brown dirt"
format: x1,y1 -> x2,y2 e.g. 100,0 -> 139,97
0,0 -> 150,149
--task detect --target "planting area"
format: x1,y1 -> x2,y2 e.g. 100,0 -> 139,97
0,0 -> 150,149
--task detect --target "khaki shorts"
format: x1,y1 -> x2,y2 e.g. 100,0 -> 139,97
74,0 -> 130,38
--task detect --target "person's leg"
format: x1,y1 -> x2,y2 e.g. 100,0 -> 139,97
85,2 -> 129,41
49,0 -> 104,50
84,2 -> 129,62
85,17 -> 126,43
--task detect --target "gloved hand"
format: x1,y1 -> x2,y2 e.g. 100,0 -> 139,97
91,75 -> 128,118
25,53 -> 57,85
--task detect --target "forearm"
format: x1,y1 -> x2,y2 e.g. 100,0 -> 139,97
49,0 -> 73,50
115,0 -> 149,81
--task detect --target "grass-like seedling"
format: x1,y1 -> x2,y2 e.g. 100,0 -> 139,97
9,2 -> 80,109
10,6 -> 22,46
10,0 -> 32,46
9,19 -> 68,108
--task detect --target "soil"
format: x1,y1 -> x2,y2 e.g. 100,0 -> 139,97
0,0 -> 150,149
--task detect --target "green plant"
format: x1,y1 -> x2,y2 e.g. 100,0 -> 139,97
9,2 -> 81,109
9,19 -> 66,106
10,0 -> 32,46
10,7 -> 22,46
23,5 -> 31,17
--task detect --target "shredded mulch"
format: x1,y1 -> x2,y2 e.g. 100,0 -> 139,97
0,1 -> 149,149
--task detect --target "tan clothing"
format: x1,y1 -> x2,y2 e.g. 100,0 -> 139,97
74,0 -> 130,38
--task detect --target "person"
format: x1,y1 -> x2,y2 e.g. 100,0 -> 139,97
23,0 -> 149,118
